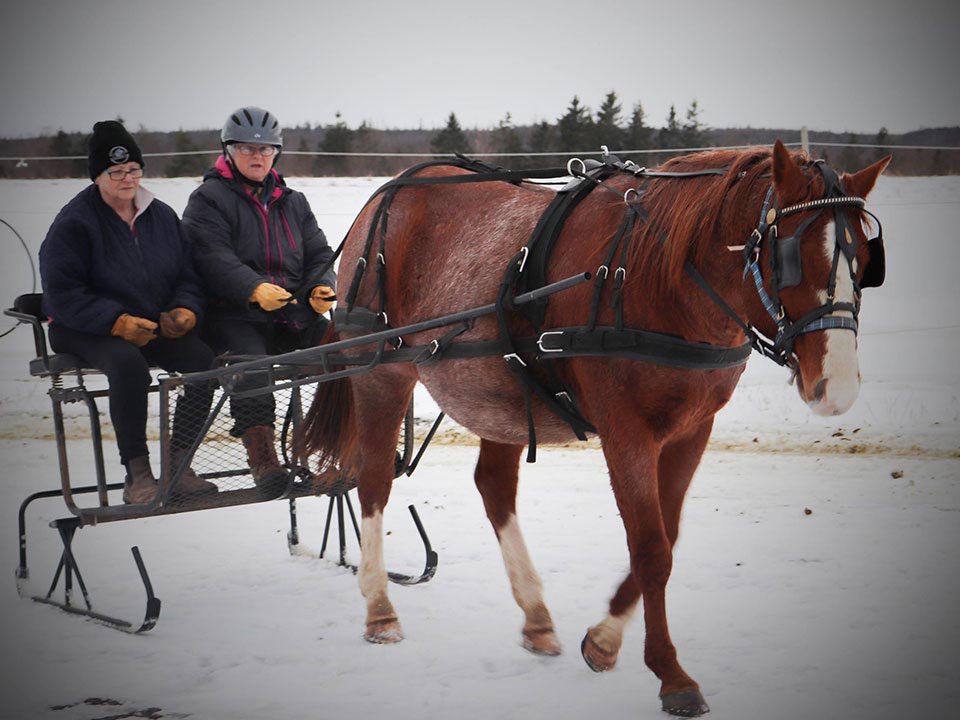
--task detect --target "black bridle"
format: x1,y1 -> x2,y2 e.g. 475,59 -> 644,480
727,161 -> 886,367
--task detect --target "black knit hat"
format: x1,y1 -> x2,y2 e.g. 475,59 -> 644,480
88,120 -> 144,181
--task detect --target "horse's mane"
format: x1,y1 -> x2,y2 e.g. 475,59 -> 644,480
626,146 -> 810,298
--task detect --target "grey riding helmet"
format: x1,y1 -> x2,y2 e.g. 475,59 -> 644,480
221,106 -> 283,159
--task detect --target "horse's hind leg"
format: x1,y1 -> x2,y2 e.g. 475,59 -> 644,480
474,439 -> 561,656
352,373 -> 416,644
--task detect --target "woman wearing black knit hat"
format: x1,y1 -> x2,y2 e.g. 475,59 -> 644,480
39,120 -> 219,504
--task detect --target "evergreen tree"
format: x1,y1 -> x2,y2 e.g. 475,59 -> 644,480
50,130 -> 83,177
354,121 -> 372,152
681,100 -> 706,148
556,95 -> 595,152
167,130 -> 206,177
528,121 -> 555,158
430,112 -> 471,155
492,113 -> 523,167
595,91 -> 624,150
353,121 -> 390,175
318,111 -> 354,175
658,105 -> 682,149
625,102 -> 653,153
491,113 -> 524,157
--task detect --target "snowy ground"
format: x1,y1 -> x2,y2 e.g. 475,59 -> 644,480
0,173 -> 957,720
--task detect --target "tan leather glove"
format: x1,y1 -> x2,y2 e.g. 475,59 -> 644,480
111,314 -> 158,347
309,285 -> 336,315
249,282 -> 295,312
159,307 -> 197,338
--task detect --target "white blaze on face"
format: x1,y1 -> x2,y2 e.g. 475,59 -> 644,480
811,220 -> 860,415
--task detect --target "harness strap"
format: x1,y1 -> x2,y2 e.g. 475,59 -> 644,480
520,164 -> 620,327
372,165 -> 569,195
412,321 -> 472,366
320,326 -> 752,371
495,249 -> 595,462
532,326 -> 752,369
586,209 -> 637,332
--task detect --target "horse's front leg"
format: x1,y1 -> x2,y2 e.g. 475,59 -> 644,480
474,439 -> 561,656
583,429 -> 709,717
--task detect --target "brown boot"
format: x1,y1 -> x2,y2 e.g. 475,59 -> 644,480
170,448 -> 219,496
241,426 -> 288,497
123,456 -> 158,505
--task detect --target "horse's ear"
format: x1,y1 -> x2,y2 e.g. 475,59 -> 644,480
844,155 -> 892,199
772,139 -> 805,201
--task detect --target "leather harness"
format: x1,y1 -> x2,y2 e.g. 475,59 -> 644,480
331,152 -> 884,460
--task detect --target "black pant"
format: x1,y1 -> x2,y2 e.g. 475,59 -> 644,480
49,324 -> 216,464
203,317 -> 328,437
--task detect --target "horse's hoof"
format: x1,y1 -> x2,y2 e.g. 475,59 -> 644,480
364,618 -> 404,644
580,631 -> 618,672
660,688 -> 710,717
522,628 -> 561,656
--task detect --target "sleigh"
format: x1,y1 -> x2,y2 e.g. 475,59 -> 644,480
5,293 -> 443,633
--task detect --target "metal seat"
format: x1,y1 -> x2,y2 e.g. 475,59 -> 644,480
5,293 -> 89,378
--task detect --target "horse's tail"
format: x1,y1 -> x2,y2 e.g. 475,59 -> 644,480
293,330 -> 357,474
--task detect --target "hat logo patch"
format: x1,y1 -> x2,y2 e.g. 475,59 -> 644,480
108,146 -> 130,164
253,132 -> 262,138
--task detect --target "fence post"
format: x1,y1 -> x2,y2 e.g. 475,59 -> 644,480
800,126 -> 809,154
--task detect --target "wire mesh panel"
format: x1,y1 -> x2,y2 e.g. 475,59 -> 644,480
159,369 -> 354,509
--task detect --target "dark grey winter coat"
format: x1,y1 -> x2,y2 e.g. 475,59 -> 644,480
182,156 -> 336,329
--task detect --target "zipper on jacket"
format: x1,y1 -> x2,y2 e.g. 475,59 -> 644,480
247,193 -> 279,287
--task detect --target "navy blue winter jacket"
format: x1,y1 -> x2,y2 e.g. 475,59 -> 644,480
39,184 -> 206,335
182,156 -> 336,329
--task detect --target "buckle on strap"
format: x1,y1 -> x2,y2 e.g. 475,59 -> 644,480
537,330 -> 566,353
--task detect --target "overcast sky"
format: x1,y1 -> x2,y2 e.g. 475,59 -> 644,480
1,0 -> 957,140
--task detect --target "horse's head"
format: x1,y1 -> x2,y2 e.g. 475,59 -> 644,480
746,141 -> 890,416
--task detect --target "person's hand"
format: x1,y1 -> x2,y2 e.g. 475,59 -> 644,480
249,283 -> 295,312
159,307 -> 197,338
111,314 -> 158,347
309,285 -> 336,315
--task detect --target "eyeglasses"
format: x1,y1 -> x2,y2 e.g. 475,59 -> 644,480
232,143 -> 279,157
104,167 -> 143,181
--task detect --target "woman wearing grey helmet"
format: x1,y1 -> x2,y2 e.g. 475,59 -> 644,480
183,106 -> 336,496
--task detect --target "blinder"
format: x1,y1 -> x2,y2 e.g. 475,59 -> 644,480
859,217 -> 886,289
773,216 -> 813,290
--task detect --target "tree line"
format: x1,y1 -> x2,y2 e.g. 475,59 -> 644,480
2,92 -> 958,178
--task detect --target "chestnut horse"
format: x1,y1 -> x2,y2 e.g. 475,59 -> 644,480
298,141 -> 890,716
